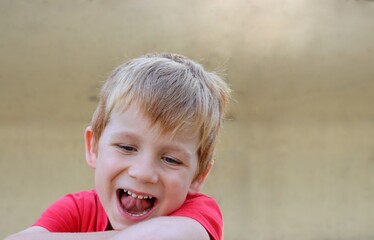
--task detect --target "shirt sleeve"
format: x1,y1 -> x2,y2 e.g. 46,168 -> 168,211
32,190 -> 108,232
170,193 -> 223,240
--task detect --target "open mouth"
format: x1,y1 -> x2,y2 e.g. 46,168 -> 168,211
117,189 -> 156,217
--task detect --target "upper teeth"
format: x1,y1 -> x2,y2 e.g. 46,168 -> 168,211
124,189 -> 153,200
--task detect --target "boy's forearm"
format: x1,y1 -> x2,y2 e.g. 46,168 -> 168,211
6,216 -> 210,240
110,216 -> 210,240
5,231 -> 119,240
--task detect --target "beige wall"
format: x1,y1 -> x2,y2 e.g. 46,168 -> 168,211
1,1 -> 374,239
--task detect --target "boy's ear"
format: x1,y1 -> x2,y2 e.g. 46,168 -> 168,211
85,126 -> 97,169
188,160 -> 214,195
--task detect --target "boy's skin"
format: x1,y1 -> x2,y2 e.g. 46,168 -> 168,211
7,53 -> 230,240
7,105 -> 211,240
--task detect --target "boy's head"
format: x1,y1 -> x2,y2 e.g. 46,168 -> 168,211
91,53 -> 230,179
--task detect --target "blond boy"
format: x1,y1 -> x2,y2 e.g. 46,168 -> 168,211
7,53 -> 230,240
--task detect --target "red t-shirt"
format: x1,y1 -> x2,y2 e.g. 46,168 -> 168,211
33,189 -> 223,240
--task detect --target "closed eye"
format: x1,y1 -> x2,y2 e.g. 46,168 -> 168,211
118,145 -> 137,152
162,156 -> 182,165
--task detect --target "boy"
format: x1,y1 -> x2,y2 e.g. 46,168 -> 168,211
7,53 -> 231,240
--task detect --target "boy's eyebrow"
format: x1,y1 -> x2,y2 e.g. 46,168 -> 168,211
163,144 -> 196,160
109,131 -> 140,140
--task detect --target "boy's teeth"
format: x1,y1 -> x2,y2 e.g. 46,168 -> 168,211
123,189 -> 153,200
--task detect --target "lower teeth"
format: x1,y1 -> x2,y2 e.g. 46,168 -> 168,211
127,209 -> 149,217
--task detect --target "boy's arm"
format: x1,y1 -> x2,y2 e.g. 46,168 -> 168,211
5,227 -> 118,240
110,216 -> 210,240
6,217 -> 210,240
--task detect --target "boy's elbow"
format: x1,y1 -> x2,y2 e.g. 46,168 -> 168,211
5,226 -> 49,240
5,232 -> 23,240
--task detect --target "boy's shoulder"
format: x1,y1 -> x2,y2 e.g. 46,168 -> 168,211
33,189 -> 108,232
65,189 -> 98,199
173,193 -> 222,216
171,193 -> 223,240
61,189 -> 101,207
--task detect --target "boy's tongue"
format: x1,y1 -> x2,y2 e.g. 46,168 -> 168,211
121,194 -> 152,214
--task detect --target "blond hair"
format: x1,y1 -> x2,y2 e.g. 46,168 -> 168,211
91,53 -> 230,178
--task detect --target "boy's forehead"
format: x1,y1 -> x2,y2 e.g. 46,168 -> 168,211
108,104 -> 201,139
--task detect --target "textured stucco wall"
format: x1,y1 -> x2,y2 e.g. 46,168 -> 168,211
1,1 -> 374,239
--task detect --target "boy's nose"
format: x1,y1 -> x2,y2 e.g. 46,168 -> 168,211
127,155 -> 159,184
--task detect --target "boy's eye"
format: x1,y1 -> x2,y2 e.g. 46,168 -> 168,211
162,156 -> 182,165
118,145 -> 137,152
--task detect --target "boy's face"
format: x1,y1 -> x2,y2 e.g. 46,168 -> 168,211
85,104 -> 208,230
